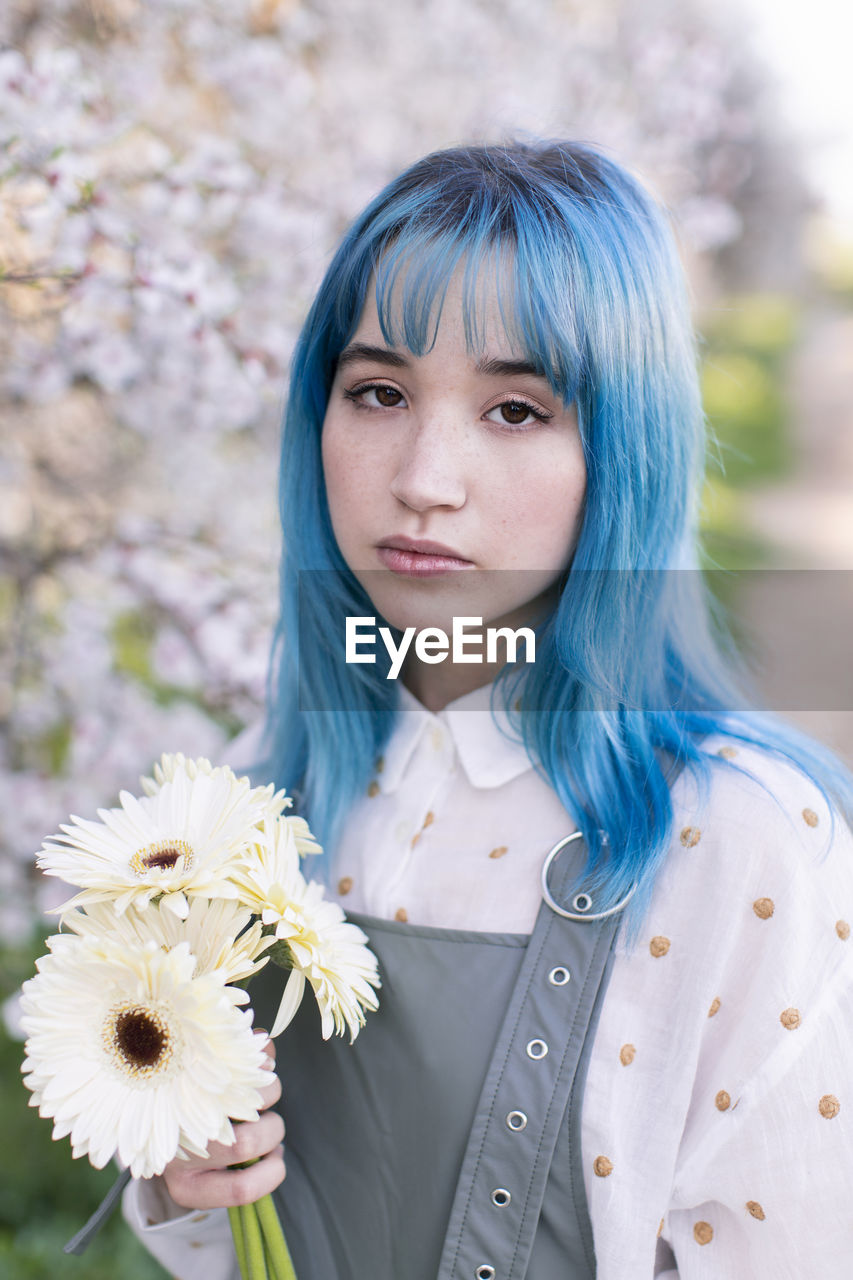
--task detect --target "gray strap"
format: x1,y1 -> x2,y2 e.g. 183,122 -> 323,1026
63,1166 -> 132,1254
439,754 -> 689,1280
437,844 -> 618,1280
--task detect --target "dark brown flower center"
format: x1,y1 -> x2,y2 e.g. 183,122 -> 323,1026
130,838 -> 194,879
115,1008 -> 168,1068
144,848 -> 180,871
104,1003 -> 175,1078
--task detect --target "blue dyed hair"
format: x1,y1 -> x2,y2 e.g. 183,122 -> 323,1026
264,139 -> 853,920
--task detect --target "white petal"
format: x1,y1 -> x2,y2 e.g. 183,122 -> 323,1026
270,968 -> 306,1037
160,891 -> 189,919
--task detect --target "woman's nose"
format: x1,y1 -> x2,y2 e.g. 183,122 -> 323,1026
389,419 -> 468,512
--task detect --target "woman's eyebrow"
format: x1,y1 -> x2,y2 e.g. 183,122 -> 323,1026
336,342 -> 410,370
476,356 -> 544,379
335,344 -> 546,381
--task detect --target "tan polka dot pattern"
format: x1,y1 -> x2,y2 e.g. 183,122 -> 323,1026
375,755 -> 385,773
337,876 -> 353,895
753,897 -> 774,920
780,1008 -> 801,1030
619,1043 -> 636,1066
394,907 -> 408,923
423,810 -> 434,828
717,745 -> 738,759
746,1201 -> 765,1221
819,1094 -> 840,1119
367,779 -> 380,798
411,833 -> 421,848
708,996 -> 721,1017
593,1155 -> 613,1177
693,1221 -> 713,1245
836,920 -> 850,941
489,846 -> 509,859
680,826 -> 702,847
657,1218 -> 664,1238
715,1090 -> 731,1111
649,935 -> 670,957
802,807 -> 819,827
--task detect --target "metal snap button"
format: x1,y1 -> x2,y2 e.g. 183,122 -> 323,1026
572,892 -> 592,913
506,1110 -> 528,1131
526,1038 -> 548,1060
548,966 -> 571,985
475,1267 -> 496,1280
491,1188 -> 512,1207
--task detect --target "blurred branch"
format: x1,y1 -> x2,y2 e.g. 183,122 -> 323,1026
0,267 -> 83,286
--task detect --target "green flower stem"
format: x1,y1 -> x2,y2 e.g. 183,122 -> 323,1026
240,1202 -> 269,1279
228,1204 -> 250,1280
256,1192 -> 298,1280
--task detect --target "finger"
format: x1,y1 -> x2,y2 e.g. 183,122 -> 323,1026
252,1029 -> 281,1110
165,1113 -> 284,1205
258,1068 -> 282,1111
167,1108 -> 285,1179
207,1110 -> 286,1167
254,1027 -> 276,1065
168,1146 -> 286,1210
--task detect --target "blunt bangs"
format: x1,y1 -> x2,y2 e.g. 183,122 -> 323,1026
368,215 -> 584,408
323,140 -> 686,437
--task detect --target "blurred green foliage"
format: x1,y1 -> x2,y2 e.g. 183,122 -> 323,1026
111,608 -> 243,736
808,221 -> 853,301
0,933 -> 169,1279
112,609 -> 158,686
699,292 -> 798,570
35,719 -> 74,777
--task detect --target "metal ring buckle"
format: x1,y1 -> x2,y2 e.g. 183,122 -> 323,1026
540,831 -> 637,921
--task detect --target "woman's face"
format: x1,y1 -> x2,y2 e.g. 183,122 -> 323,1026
321,272 -> 586,640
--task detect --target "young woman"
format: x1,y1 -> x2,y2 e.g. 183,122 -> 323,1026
126,140 -> 853,1278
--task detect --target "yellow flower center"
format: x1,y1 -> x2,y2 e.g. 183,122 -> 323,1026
129,839 -> 194,878
103,1003 -> 175,1079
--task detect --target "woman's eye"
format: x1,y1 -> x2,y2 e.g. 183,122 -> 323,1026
485,400 -> 547,428
345,383 -> 405,409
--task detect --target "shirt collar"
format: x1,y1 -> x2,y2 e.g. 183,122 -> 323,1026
378,681 -> 534,793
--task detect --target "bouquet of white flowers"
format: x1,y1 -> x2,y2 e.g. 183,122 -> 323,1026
20,753 -> 381,1280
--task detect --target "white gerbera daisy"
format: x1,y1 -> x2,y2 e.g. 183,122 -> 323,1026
140,753 -> 298,834
285,813 -> 323,858
20,935 -> 269,1179
232,820 -> 380,1041
140,753 -> 221,793
63,897 -> 273,998
269,876 -> 381,1041
229,816 -> 303,918
38,760 -> 271,918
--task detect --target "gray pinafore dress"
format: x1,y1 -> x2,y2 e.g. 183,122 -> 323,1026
252,831 -> 625,1280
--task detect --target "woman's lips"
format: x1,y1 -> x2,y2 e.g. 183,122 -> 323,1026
376,539 -> 475,577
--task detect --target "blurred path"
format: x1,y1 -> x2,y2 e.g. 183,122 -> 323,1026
741,301 -> 853,763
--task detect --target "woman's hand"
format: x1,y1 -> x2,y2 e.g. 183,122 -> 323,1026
163,1032 -> 286,1210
